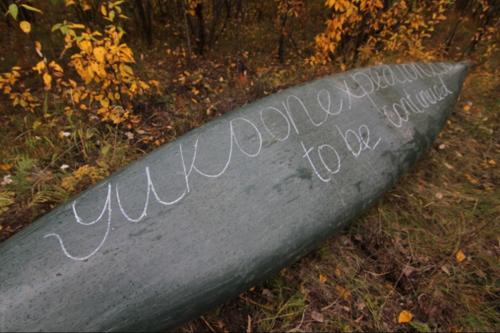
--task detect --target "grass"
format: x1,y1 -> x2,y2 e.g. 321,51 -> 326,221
0,2 -> 498,331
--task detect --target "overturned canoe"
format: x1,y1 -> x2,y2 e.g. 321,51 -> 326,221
0,62 -> 467,332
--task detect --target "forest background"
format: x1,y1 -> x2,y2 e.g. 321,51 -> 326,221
0,0 -> 498,331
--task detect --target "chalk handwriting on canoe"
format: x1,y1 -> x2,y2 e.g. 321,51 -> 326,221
46,63 -> 454,261
0,62 -> 467,332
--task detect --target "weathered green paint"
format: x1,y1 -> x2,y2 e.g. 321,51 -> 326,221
0,62 -> 468,332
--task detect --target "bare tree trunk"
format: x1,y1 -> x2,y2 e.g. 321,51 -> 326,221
445,0 -> 471,54
195,2 -> 206,55
351,14 -> 369,65
278,13 -> 288,64
466,4 -> 496,55
182,0 -> 192,58
455,0 -> 471,12
224,0 -> 231,18
236,0 -> 243,19
134,0 -> 154,45
445,19 -> 460,53
208,0 -> 223,47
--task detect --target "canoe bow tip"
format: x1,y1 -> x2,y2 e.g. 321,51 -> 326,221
449,61 -> 470,83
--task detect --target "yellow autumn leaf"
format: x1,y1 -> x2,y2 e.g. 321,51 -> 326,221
398,310 -> 413,324
319,273 -> 327,284
0,163 -> 12,172
120,64 -> 134,77
90,62 -> 106,79
35,41 -> 43,57
83,66 -> 94,83
33,60 -> 46,74
78,40 -> 92,53
93,47 -> 106,63
19,21 -> 31,33
100,4 -> 107,17
68,23 -> 86,29
464,173 -> 480,185
49,61 -> 63,73
72,90 -> 81,103
43,73 -> 52,90
109,112 -> 123,124
100,97 -> 110,108
335,285 -> 351,300
456,249 -> 466,263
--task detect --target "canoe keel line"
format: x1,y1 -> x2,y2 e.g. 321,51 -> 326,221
0,62 -> 468,332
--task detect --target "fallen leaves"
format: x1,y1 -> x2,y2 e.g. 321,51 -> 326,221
443,161 -> 455,170
319,273 -> 328,284
455,249 -> 466,263
311,310 -> 324,323
1,175 -> 13,186
0,164 -> 12,172
58,131 -> 71,139
402,265 -> 417,277
335,285 -> 351,301
19,21 -> 31,33
398,310 -> 413,324
441,265 -> 451,276
463,102 -> 472,112
464,173 -> 480,185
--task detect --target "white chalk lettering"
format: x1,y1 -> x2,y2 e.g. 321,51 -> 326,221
44,63 -> 457,260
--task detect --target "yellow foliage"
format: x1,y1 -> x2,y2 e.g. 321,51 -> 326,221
33,60 -> 46,74
276,0 -> 304,18
53,18 -> 156,124
310,0 -> 450,66
61,165 -> 108,192
93,47 -> 107,63
0,68 -> 39,112
0,0 -> 158,126
186,0 -> 202,16
65,0 -> 92,12
43,73 -> 52,91
49,61 -> 64,76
